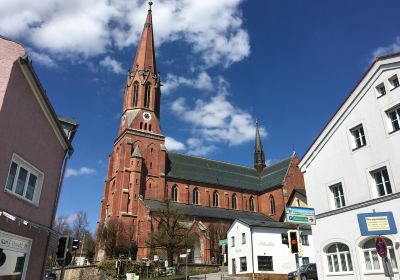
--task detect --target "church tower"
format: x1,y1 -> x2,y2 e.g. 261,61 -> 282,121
99,1 -> 166,232
254,120 -> 266,173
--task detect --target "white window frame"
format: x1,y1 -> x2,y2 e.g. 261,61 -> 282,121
350,124 -> 367,150
192,188 -> 199,205
4,153 -> 44,206
231,236 -> 235,247
376,82 -> 387,97
325,243 -> 354,275
239,256 -> 247,272
242,233 -> 246,244
171,186 -> 178,202
361,238 -> 398,274
386,105 -> 400,134
389,74 -> 400,90
329,183 -> 346,209
371,167 -> 393,197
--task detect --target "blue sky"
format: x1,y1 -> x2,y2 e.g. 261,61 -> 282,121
1,0 -> 400,232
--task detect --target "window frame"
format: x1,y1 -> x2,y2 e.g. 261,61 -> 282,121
231,236 -> 235,247
241,233 -> 246,244
389,74 -> 400,90
269,195 -> 275,215
192,187 -> 199,205
371,167 -> 392,197
376,82 -> 387,97
144,83 -> 151,108
232,194 -> 237,209
386,105 -> 400,134
257,256 -> 273,271
239,257 -> 247,272
361,238 -> 398,274
171,185 -> 179,202
213,191 -> 219,207
132,81 -> 139,107
4,153 -> 44,206
329,183 -> 346,209
350,124 -> 367,150
325,243 -> 354,275
249,196 -> 255,212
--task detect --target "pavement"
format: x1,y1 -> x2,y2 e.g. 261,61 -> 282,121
189,272 -> 250,280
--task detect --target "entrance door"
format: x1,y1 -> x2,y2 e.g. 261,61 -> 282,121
232,258 -> 236,274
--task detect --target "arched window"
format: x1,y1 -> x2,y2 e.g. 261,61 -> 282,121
149,124 -> 152,131
132,81 -> 139,107
192,188 -> 199,205
213,191 -> 219,207
171,185 -> 178,202
144,123 -> 147,130
232,194 -> 237,209
249,196 -> 255,212
144,83 -> 151,108
326,243 -> 353,273
269,195 -> 275,215
140,122 -> 143,129
362,238 -> 397,271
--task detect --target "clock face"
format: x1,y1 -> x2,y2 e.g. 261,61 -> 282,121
143,112 -> 151,121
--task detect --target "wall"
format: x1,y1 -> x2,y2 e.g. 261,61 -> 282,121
54,265 -> 110,280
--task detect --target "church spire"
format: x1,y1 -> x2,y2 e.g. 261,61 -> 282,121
254,120 -> 266,173
123,1 -> 161,117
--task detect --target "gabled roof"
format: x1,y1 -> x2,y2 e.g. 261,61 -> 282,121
236,218 -> 311,230
143,199 -> 274,222
166,152 -> 293,192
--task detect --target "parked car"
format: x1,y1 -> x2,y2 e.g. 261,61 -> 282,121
43,268 -> 56,280
288,263 -> 318,280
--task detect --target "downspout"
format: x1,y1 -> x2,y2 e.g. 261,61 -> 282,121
250,226 -> 255,280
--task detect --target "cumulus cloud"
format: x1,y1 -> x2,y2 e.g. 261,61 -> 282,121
163,71 -> 213,94
165,136 -> 186,151
170,77 -> 266,146
65,167 -> 96,178
0,0 -> 250,68
100,56 -> 124,74
29,49 -> 57,67
372,36 -> 400,59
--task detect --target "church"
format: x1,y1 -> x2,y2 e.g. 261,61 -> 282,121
97,2 -> 306,263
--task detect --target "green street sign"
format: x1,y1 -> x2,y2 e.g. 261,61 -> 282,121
290,216 -> 309,222
219,239 -> 228,246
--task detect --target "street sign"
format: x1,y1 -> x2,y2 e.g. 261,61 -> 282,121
375,237 -> 388,259
219,239 -> 228,246
357,212 -> 397,236
286,207 -> 316,225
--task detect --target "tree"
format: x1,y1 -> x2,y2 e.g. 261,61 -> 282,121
97,217 -> 131,258
209,223 -> 230,263
53,215 -> 73,235
72,210 -> 89,240
148,200 -> 194,266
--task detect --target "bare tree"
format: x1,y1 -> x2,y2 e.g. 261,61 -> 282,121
54,215 -> 73,235
97,217 -> 128,258
72,210 -> 89,240
148,200 -> 194,266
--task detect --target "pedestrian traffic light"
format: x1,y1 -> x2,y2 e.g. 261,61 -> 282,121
288,230 -> 300,254
56,236 -> 68,260
71,239 -> 80,251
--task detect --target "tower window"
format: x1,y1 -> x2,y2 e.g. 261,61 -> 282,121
269,195 -> 275,215
144,123 -> 147,130
132,82 -> 139,107
249,196 -> 255,212
140,122 -> 143,129
232,194 -> 237,209
144,83 -> 151,108
171,185 -> 178,202
193,187 -> 199,205
213,191 -> 219,207
149,124 -> 152,131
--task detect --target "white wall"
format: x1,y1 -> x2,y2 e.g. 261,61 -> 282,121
300,57 -> 400,280
228,220 -> 315,275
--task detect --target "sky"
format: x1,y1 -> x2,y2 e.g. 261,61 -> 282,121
1,0 -> 400,232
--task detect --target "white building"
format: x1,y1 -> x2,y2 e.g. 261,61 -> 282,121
299,53 -> 400,280
227,219 -> 315,276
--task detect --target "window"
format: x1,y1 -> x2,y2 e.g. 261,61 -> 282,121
242,233 -> 246,244
326,243 -> 353,273
372,167 -> 392,197
132,81 -> 139,106
232,194 -> 237,209
387,105 -> 400,133
350,125 -> 366,150
376,83 -> 387,96
213,191 -> 219,207
389,75 -> 400,89
171,185 -> 178,202
362,238 -> 397,272
330,183 -> 346,209
144,83 -> 151,108
192,188 -> 199,205
249,196 -> 255,212
5,154 -> 43,205
258,256 -> 273,271
302,257 -> 310,265
301,234 -> 309,246
269,195 -> 275,215
231,236 -> 235,247
240,257 -> 247,272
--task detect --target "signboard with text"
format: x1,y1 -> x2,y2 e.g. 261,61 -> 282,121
357,212 -> 397,236
286,206 -> 316,225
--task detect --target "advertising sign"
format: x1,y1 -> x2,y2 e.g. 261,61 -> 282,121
357,212 -> 397,236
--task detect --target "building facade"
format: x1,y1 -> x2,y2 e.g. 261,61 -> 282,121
97,3 -> 306,263
299,53 -> 400,279
227,219 -> 315,276
0,36 -> 77,279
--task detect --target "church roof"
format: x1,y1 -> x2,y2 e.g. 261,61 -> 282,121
166,152 -> 293,192
143,199 -> 274,222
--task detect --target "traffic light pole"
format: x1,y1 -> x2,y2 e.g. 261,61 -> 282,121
60,258 -> 66,280
295,225 -> 300,280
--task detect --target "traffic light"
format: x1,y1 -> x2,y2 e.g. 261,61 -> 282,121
56,236 -> 69,260
288,230 -> 300,254
72,239 -> 80,251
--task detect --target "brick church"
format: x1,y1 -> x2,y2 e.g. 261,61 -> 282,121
97,2 -> 305,263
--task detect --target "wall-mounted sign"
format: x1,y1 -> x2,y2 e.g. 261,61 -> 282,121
286,206 -> 316,225
357,212 -> 397,236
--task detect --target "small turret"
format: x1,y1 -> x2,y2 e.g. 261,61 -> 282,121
254,120 -> 266,173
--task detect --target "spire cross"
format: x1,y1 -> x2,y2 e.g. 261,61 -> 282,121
148,1 -> 153,11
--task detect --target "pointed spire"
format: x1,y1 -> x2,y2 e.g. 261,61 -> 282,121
254,119 -> 266,173
132,1 -> 157,72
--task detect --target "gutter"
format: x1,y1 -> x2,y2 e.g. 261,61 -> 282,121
250,226 -> 255,280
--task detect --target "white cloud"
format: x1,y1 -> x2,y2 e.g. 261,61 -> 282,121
100,56 -> 124,74
0,0 -> 249,68
163,71 -> 213,94
65,167 -> 96,178
29,49 -> 57,67
165,136 -> 186,151
186,138 -> 216,156
372,36 -> 400,59
170,77 -> 266,146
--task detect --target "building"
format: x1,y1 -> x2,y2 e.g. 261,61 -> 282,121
97,2 -> 306,263
299,53 -> 400,279
0,36 -> 78,279
227,219 -> 315,276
